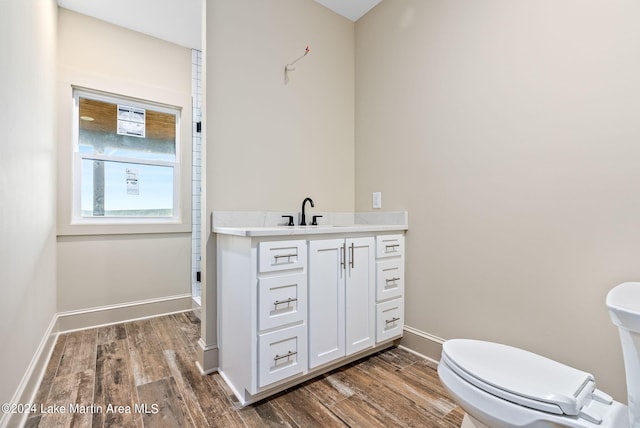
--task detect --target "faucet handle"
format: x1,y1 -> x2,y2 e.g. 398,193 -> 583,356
311,215 -> 323,226
282,215 -> 294,226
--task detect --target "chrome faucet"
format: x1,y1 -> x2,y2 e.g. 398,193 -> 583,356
300,197 -> 314,226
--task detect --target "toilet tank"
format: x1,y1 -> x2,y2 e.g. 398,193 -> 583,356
607,282 -> 640,428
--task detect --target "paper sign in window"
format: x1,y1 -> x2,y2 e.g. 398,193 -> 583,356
126,168 -> 139,195
117,105 -> 146,138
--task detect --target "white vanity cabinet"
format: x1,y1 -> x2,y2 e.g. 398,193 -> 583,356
216,226 -> 406,406
308,237 -> 375,368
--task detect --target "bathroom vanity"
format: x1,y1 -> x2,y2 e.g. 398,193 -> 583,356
214,216 -> 407,405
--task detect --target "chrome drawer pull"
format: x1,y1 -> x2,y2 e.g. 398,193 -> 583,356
350,243 -> 355,268
385,244 -> 400,251
274,253 -> 297,262
274,350 -> 297,362
385,277 -> 401,283
274,297 -> 298,307
385,317 -> 400,325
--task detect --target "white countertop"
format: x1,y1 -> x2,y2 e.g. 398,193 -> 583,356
214,224 -> 408,237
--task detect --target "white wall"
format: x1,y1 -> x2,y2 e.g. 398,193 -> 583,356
355,0 -> 640,400
0,0 -> 58,412
56,9 -> 192,313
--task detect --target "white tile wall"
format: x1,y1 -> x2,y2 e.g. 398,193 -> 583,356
191,49 -> 202,305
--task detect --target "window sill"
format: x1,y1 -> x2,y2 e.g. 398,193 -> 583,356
57,219 -> 191,236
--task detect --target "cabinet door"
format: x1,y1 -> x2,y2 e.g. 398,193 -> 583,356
308,239 -> 345,369
345,237 -> 375,355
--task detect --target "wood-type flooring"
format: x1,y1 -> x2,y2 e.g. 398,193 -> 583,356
25,311 -> 464,427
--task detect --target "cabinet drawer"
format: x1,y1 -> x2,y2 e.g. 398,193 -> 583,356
376,259 -> 404,301
258,273 -> 307,331
376,298 -> 404,343
259,240 -> 307,273
376,235 -> 404,259
258,324 -> 307,387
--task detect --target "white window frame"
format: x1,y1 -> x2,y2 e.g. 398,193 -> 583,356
72,88 -> 182,224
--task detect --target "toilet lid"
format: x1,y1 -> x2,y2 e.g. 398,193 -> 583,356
442,339 -> 595,416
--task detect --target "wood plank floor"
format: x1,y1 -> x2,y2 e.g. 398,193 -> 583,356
25,312 -> 464,427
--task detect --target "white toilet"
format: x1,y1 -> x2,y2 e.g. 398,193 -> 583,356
437,282 -> 640,428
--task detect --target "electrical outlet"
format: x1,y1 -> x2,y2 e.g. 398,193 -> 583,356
372,192 -> 382,209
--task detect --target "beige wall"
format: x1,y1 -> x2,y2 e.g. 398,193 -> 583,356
355,0 -> 640,401
0,0 -> 58,410
206,0 -> 355,212
57,234 -> 191,311
56,9 -> 192,312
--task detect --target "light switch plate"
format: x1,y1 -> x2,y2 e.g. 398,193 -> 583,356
372,192 -> 382,209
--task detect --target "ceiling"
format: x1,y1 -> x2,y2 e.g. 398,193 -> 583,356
314,0 -> 382,21
56,0 -> 382,50
57,0 -> 203,49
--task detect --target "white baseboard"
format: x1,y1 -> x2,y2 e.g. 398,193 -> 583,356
57,294 -> 193,333
400,325 -> 446,364
196,338 -> 219,375
1,315 -> 58,428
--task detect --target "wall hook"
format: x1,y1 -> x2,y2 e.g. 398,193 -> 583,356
284,46 -> 310,84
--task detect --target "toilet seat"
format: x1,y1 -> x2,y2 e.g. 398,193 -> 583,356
442,339 -> 600,418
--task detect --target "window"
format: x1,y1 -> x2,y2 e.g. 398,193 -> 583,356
73,89 -> 181,221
